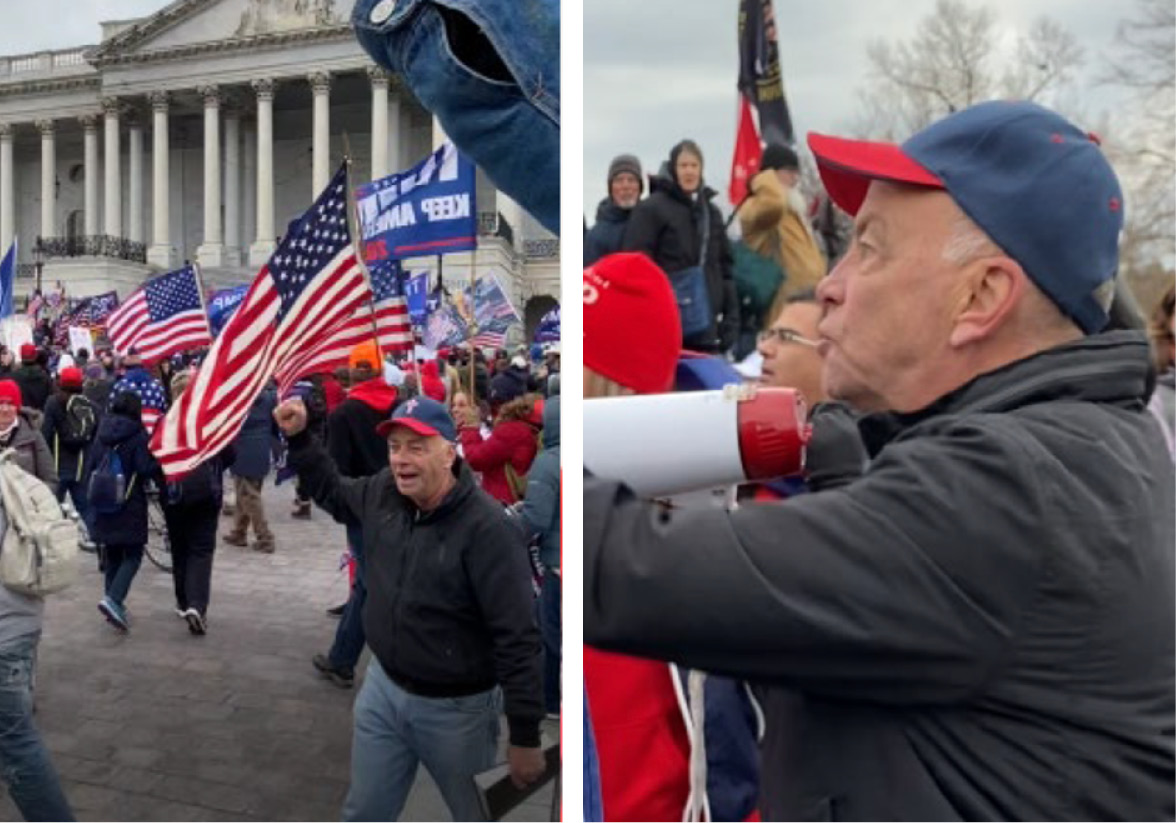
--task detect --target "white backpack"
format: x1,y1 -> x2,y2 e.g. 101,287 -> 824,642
0,449 -> 78,596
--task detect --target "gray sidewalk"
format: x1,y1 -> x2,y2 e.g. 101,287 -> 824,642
0,479 -> 558,822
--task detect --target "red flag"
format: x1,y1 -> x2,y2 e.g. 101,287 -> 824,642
729,95 -> 763,206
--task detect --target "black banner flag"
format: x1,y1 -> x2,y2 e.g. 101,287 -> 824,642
738,0 -> 794,147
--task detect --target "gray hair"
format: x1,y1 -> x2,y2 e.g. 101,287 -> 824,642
941,215 -> 1002,266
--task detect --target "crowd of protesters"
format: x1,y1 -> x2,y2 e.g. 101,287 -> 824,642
0,330 -> 560,821
583,101 -> 1175,821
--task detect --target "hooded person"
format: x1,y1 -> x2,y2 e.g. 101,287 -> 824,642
419,360 -> 447,403
518,394 -> 561,716
457,393 -> 543,505
622,140 -> 739,354
86,390 -> 163,632
488,355 -> 531,411
585,154 -> 644,266
41,366 -> 96,535
582,253 -> 694,822
11,343 -> 52,413
311,339 -> 400,688
0,379 -> 55,493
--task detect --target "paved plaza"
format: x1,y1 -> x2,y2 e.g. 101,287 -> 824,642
0,480 -> 558,822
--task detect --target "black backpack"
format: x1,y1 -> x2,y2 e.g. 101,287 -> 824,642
60,395 -> 97,449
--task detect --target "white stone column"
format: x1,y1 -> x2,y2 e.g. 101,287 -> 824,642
0,125 -> 13,254
309,71 -> 331,196
242,121 -> 256,260
81,114 -> 99,236
102,98 -> 122,239
369,67 -> 389,180
128,118 -> 143,245
223,108 -> 240,266
250,79 -> 276,266
197,85 -> 224,269
36,120 -> 54,242
147,91 -> 175,269
388,93 -> 403,171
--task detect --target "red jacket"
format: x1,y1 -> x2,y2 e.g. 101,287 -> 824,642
584,647 -> 691,822
459,418 -> 539,504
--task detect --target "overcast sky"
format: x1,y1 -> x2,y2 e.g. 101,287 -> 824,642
584,0 -> 1134,221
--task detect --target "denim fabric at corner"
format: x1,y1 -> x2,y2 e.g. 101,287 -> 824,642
353,0 -> 560,235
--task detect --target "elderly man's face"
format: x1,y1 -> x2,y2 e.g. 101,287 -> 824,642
816,182 -> 967,412
610,173 -> 641,209
387,428 -> 455,507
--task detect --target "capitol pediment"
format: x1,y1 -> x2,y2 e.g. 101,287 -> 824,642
89,0 -> 358,65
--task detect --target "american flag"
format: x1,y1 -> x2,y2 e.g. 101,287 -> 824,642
111,368 -> 169,433
107,266 -> 211,364
272,257 -> 411,388
150,164 -> 370,478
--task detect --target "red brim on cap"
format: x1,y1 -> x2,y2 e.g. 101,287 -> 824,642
807,133 -> 944,216
375,418 -> 441,439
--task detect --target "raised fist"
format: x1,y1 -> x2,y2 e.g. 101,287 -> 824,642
273,396 -> 308,436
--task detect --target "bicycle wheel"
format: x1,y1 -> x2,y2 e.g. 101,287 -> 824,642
144,490 -> 172,572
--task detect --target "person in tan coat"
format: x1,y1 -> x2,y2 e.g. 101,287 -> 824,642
739,144 -> 827,325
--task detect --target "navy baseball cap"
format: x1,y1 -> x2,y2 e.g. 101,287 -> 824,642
376,396 -> 457,442
808,100 -> 1123,335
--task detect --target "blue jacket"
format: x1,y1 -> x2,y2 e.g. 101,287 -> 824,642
584,199 -> 632,266
85,413 -> 161,546
352,0 -> 559,234
231,386 -> 278,479
520,395 -> 559,569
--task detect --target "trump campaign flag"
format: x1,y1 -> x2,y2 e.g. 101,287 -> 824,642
405,270 -> 430,326
106,266 -> 212,364
207,285 -> 249,336
151,164 -> 370,478
355,141 -> 477,261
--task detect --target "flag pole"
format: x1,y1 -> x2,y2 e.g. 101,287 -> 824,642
343,151 -> 383,360
468,242 -> 478,405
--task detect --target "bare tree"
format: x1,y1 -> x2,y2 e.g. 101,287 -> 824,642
848,0 -> 1083,138
1098,0 -> 1175,303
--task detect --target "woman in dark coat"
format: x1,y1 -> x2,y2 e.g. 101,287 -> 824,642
224,384 -> 278,552
622,140 -> 739,353
85,391 -> 161,632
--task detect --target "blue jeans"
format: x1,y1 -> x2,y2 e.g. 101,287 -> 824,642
0,636 -> 74,821
56,479 -> 91,536
330,524 -> 367,671
538,571 -> 560,713
343,658 -> 500,821
102,544 -> 143,608
352,0 -> 560,235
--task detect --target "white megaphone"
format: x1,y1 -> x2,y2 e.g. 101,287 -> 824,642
583,386 -> 811,498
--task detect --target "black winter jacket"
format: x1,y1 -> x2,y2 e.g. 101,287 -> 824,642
11,364 -> 52,412
41,389 -> 96,485
585,331 -> 1175,821
584,198 -> 634,266
288,431 -> 543,746
85,414 -> 162,546
327,380 -> 399,479
622,174 -> 738,352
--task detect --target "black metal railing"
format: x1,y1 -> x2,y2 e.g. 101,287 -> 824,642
523,239 -> 559,259
41,235 -> 147,263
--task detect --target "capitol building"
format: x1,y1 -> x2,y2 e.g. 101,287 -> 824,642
0,0 -> 560,337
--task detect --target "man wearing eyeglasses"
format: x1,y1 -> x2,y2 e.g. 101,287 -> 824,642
585,101 -> 1174,820
755,290 -> 824,405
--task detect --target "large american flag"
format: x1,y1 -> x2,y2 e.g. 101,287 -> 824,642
110,368 -> 169,433
106,266 -> 211,364
271,257 -> 411,388
150,164 -> 370,478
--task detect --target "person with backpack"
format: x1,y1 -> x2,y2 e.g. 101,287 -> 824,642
161,372 -> 235,635
0,380 -> 56,494
85,391 -> 161,632
41,367 -> 97,546
223,383 -> 278,554
458,393 -> 543,505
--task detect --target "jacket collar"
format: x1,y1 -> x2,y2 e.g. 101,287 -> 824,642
859,331 -> 1154,456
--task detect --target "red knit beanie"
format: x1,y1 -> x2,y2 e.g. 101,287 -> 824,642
0,380 -> 21,407
584,253 -> 681,394
19,343 -> 35,363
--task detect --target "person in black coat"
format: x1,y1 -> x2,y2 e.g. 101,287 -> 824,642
86,390 -> 162,632
11,344 -> 52,412
585,153 -> 643,266
41,366 -> 98,543
622,140 -> 739,354
161,372 -> 235,635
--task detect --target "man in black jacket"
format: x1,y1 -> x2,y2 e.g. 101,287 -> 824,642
278,395 -> 545,820
11,344 -> 51,412
584,153 -> 643,267
585,101 -> 1175,820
